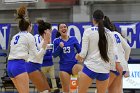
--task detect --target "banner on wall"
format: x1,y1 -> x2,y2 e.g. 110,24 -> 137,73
34,22 -> 140,48
123,64 -> 140,89
115,22 -> 140,48
0,24 -> 10,50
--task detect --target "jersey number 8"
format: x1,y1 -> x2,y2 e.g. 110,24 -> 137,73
114,34 -> 121,43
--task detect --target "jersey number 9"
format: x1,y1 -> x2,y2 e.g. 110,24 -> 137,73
14,35 -> 20,45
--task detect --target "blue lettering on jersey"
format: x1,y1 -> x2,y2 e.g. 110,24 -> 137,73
14,35 -> 20,45
34,35 -> 41,50
114,34 -> 121,43
91,27 -> 98,31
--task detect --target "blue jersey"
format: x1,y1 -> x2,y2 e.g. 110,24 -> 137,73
53,36 -> 81,64
42,49 -> 53,67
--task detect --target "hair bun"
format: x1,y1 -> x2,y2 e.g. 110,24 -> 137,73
36,19 -> 45,25
17,6 -> 27,19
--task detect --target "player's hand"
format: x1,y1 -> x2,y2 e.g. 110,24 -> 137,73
44,29 -> 51,43
59,42 -> 64,48
75,54 -> 83,62
42,30 -> 51,49
124,71 -> 129,78
116,62 -> 123,75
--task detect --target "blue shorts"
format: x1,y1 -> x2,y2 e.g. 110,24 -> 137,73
7,59 -> 27,78
26,62 -> 42,73
60,63 -> 76,74
110,70 -> 126,76
82,65 -> 109,81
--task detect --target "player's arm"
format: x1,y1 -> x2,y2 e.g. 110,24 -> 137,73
28,34 -> 47,59
76,31 -> 89,62
119,34 -> 131,61
52,39 -> 63,58
111,32 -> 123,74
74,37 -> 81,53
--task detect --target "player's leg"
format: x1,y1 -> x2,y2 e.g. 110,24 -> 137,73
96,79 -> 109,93
108,71 -> 117,93
109,74 -> 123,93
49,65 -> 59,90
59,71 -> 71,92
7,60 -> 29,93
10,78 -> 19,90
41,66 -> 48,77
78,65 -> 94,93
26,62 -> 51,92
72,64 -> 83,75
96,73 -> 109,93
78,72 -> 93,93
28,70 -> 51,92
11,73 -> 29,93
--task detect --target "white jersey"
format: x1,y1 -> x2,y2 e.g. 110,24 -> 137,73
110,32 -> 131,71
8,31 -> 46,62
34,34 -> 42,51
28,34 -> 46,64
79,27 -> 120,73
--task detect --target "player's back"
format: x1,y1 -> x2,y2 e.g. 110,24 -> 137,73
8,31 -> 30,61
81,26 -> 115,73
82,27 -> 113,61
112,31 -> 131,71
28,34 -> 44,64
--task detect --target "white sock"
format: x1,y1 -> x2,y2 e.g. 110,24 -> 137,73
95,89 -> 97,93
40,90 -> 49,93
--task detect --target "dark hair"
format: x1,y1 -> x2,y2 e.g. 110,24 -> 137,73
56,31 -> 61,38
56,23 -> 68,38
16,6 -> 31,31
103,16 -> 118,31
37,20 -> 52,36
103,16 -> 123,37
58,23 -> 68,30
93,10 -> 109,62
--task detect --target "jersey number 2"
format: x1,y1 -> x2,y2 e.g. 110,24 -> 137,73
14,35 -> 20,44
63,47 -> 70,53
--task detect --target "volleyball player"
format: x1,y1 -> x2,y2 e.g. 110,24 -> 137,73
26,20 -> 51,93
75,10 -> 123,93
34,20 -> 60,93
103,16 -> 131,93
52,23 -> 82,92
7,6 -> 50,93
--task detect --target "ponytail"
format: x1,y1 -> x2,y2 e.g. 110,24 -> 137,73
103,16 -> 123,36
56,31 -> 61,38
93,10 -> 109,62
98,20 -> 109,62
16,6 -> 30,31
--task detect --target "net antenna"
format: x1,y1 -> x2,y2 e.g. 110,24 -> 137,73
3,0 -> 38,4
